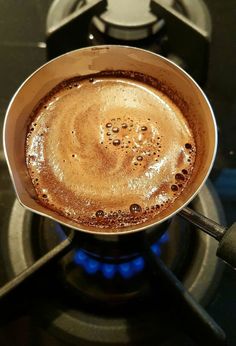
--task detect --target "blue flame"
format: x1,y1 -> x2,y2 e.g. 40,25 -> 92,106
102,264 -> 116,279
73,231 -> 169,279
151,243 -> 161,256
74,249 -> 87,265
118,262 -> 133,279
132,257 -> 145,273
159,232 -> 169,244
85,258 -> 100,274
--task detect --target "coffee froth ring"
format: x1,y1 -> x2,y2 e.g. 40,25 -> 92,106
25,71 -> 196,231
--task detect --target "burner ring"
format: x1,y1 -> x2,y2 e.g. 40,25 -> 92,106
3,180 -> 225,345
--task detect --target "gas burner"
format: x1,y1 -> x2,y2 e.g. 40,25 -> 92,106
46,0 -> 211,83
2,181 -> 224,345
35,216 -> 190,303
47,0 -> 211,40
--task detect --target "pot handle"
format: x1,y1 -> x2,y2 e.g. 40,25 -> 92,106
179,207 -> 236,269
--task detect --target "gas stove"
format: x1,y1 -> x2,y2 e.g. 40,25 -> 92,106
0,1 -> 236,345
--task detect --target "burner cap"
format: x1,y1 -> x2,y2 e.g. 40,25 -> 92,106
92,0 -> 161,40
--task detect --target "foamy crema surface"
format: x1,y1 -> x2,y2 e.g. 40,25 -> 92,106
26,74 -> 195,230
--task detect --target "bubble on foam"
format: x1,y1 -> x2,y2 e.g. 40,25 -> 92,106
175,173 -> 185,181
106,123 -> 112,128
89,78 -> 94,83
95,210 -> 104,218
107,132 -> 111,136
171,185 -> 178,191
141,126 -> 147,131
185,143 -> 192,149
122,123 -> 128,129
182,169 -> 188,175
137,156 -> 143,161
113,139 -> 121,146
42,194 -> 47,198
112,127 -> 119,133
130,204 -> 142,214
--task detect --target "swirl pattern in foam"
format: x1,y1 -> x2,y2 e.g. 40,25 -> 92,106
26,73 -> 196,231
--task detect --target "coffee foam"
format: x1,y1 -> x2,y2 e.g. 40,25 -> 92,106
26,73 -> 196,231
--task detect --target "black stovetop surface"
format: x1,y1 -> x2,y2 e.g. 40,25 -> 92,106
0,1 -> 236,345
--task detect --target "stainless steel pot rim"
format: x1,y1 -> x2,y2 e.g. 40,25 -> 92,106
3,45 -> 218,235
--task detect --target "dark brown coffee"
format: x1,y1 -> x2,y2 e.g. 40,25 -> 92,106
25,71 -> 196,230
